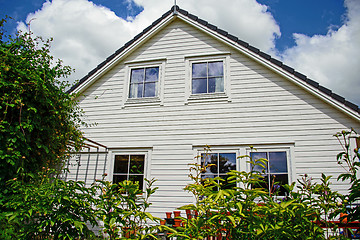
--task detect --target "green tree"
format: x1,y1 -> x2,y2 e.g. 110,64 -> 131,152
0,18 -> 84,184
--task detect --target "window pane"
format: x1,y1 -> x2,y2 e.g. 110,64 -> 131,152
130,69 -> 144,83
114,155 -> 129,173
113,174 -> 127,184
144,82 -> 157,97
129,83 -> 143,98
251,174 -> 269,191
201,173 -> 216,180
271,174 -> 288,196
269,152 -> 287,173
200,152 -> 237,191
192,63 -> 207,78
215,77 -> 224,92
145,67 -> 159,82
208,77 -> 224,93
201,153 -> 218,174
129,155 -> 144,174
250,152 -> 268,173
219,153 -> 236,173
129,175 -> 144,190
192,78 -> 207,94
208,61 -> 223,77
219,174 -> 236,189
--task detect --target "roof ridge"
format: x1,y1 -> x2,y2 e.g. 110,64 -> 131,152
69,5 -> 359,115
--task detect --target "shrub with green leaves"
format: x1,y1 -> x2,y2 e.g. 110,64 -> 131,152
335,129 -> 360,222
95,178 -> 163,239
0,169 -> 98,240
175,147 -> 345,240
0,18 -> 84,185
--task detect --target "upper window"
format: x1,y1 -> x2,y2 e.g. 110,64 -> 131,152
129,67 -> 159,98
250,151 -> 289,196
192,61 -> 224,94
201,152 -> 236,190
113,154 -> 145,189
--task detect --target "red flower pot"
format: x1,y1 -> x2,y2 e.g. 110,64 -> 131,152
174,211 -> 181,217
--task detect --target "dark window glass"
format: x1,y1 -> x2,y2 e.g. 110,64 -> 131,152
129,155 -> 145,174
269,152 -> 287,173
113,154 -> 145,190
250,151 -> 289,196
114,155 -> 129,173
129,67 -> 159,98
192,61 -> 224,94
201,152 -> 236,190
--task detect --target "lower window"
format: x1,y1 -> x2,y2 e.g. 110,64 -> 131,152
113,154 -> 145,189
201,152 -> 236,190
250,151 -> 289,196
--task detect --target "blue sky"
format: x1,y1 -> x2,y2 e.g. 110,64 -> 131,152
0,0 -> 346,52
257,0 -> 346,51
0,0 -> 359,105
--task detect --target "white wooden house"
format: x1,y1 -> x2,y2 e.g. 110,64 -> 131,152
68,6 -> 360,217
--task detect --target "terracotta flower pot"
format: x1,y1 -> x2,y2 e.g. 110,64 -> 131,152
174,219 -> 181,227
174,211 -> 181,217
122,227 -> 137,238
166,212 -> 172,218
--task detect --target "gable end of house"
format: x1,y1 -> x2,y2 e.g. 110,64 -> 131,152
69,5 -> 360,118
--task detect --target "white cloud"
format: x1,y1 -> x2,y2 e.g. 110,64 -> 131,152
17,0 -> 280,84
132,0 -> 280,51
178,0 -> 280,52
17,0 -> 140,82
281,0 -> 360,105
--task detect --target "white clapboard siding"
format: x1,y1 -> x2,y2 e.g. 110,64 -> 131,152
75,18 -> 360,218
63,152 -> 108,187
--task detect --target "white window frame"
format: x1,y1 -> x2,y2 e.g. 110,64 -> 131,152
185,53 -> 231,104
193,145 -> 294,194
245,146 -> 293,196
123,59 -> 166,107
194,147 -> 240,188
109,149 -> 152,191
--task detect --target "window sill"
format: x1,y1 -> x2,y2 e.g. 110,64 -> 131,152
186,92 -> 231,104
124,97 -> 162,108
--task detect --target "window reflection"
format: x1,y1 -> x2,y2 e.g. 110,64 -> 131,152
201,152 -> 236,190
192,61 -> 224,94
250,151 -> 288,196
129,67 -> 159,98
113,154 -> 145,190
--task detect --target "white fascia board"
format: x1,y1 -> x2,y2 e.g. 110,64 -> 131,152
177,14 -> 360,121
72,13 -> 176,95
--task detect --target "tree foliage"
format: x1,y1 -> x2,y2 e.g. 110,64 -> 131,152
0,18 -> 84,184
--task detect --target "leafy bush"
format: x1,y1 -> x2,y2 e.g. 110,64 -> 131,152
0,170 -> 163,239
174,147 -> 346,240
95,178 -> 161,239
0,169 -> 98,240
0,18 -> 84,186
0,19 -> 164,239
335,129 -> 360,222
0,18 -> 90,240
